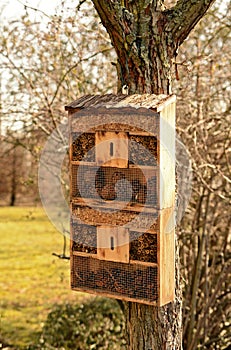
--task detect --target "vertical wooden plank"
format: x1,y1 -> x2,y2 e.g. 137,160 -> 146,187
97,226 -> 129,263
159,101 -> 176,209
96,131 -> 128,168
69,110 -> 75,289
159,208 -> 175,306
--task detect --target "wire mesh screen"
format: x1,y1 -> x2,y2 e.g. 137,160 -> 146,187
72,165 -> 158,207
71,255 -> 158,303
72,222 -> 97,254
129,135 -> 158,165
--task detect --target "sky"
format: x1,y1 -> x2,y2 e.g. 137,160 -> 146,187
0,0 -> 67,133
1,0 -> 60,19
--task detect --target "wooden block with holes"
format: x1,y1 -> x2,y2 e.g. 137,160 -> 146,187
66,94 -> 176,306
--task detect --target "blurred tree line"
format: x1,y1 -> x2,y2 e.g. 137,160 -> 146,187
0,0 -> 116,205
0,0 -> 230,348
174,1 -> 230,347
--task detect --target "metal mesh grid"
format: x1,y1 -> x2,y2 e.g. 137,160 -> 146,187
146,176 -> 157,205
71,165 -> 79,197
129,135 -> 158,165
71,255 -> 158,302
130,232 -> 157,263
72,132 -> 95,161
72,222 -> 97,254
72,165 -> 157,206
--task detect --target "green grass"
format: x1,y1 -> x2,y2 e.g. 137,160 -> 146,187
0,207 -> 86,349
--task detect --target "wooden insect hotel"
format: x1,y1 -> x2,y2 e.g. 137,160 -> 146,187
65,94 -> 176,306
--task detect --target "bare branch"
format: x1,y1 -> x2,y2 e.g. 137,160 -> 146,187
91,0 -> 124,45
165,0 -> 216,47
16,0 -> 50,18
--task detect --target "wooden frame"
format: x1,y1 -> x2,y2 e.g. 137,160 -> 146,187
66,94 -> 176,306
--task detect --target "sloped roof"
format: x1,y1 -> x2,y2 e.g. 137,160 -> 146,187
65,94 -> 176,112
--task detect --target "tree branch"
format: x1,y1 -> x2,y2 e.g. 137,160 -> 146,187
165,0 -> 216,47
91,0 -> 124,45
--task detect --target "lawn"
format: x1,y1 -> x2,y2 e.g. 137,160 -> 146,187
0,207 -> 86,349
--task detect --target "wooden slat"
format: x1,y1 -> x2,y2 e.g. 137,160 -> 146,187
159,207 -> 175,306
71,198 -> 159,213
71,161 -> 158,172
71,286 -> 158,306
71,161 -> 97,166
159,99 -> 175,209
97,226 -> 129,263
128,227 -> 158,234
72,251 -> 96,258
129,260 -> 158,267
129,131 -> 153,136
95,131 -> 128,168
71,252 -> 159,267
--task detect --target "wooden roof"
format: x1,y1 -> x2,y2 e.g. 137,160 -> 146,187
65,94 -> 176,112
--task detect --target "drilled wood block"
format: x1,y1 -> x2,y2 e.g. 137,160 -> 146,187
130,232 -> 157,263
72,132 -> 95,162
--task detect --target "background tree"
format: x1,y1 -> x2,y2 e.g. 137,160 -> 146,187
0,1 -> 116,144
0,141 -> 38,206
175,1 -> 231,348
0,0 -> 116,205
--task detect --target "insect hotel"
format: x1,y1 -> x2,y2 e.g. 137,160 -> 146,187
65,94 -> 176,306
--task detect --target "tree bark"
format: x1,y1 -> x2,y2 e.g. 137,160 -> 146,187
10,147 -> 17,206
91,0 -> 215,95
90,1 -> 215,349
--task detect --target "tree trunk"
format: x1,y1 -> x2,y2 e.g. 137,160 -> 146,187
90,1 -> 215,348
10,147 -> 17,206
123,246 -> 182,349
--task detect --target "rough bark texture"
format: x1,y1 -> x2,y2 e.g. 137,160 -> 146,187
90,1 -> 215,349
91,0 -> 215,95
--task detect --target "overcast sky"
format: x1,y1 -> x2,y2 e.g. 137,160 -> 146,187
1,0 -> 60,19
